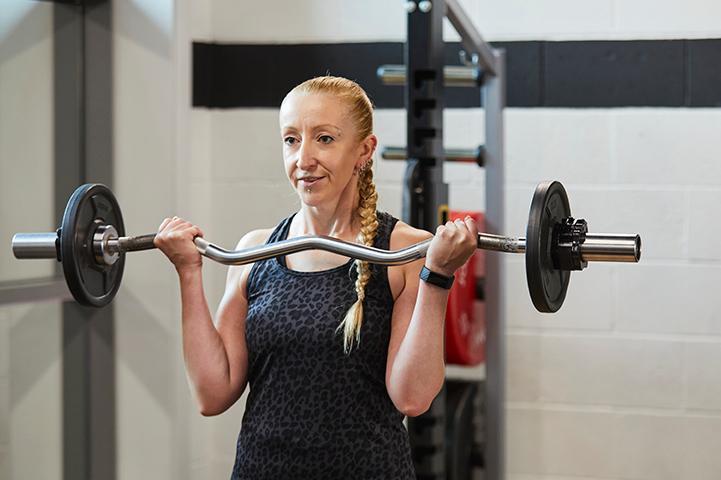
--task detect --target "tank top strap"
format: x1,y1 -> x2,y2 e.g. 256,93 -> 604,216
246,214 -> 295,296
372,211 -> 399,251
266,213 -> 296,244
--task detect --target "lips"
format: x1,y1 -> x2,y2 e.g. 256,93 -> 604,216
298,176 -> 324,186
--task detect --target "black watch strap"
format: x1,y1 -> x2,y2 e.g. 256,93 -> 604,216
419,266 -> 455,289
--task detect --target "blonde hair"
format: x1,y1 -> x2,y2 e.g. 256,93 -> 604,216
288,76 -> 378,354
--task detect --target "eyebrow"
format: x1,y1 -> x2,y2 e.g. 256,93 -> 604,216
281,124 -> 343,136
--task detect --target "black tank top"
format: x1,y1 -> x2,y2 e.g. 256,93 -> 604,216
231,211 -> 416,480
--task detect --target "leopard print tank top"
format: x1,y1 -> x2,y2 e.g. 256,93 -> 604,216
230,211 -> 416,479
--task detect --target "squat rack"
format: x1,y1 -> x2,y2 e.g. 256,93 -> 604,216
377,1 -> 506,478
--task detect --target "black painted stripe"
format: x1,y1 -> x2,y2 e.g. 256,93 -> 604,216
193,40 -> 721,108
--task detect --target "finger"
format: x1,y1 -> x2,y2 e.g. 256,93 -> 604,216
158,217 -> 172,232
186,225 -> 204,239
163,217 -> 181,230
177,224 -> 205,241
167,217 -> 193,231
464,216 -> 478,236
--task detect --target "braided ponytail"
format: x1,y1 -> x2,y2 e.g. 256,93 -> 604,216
337,162 -> 379,353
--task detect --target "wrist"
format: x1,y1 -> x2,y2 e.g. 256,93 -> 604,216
176,265 -> 202,281
419,265 -> 455,290
423,262 -> 454,277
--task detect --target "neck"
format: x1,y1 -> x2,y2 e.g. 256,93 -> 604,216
296,185 -> 362,238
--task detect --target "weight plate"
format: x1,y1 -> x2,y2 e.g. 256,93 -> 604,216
60,184 -> 125,307
525,181 -> 571,313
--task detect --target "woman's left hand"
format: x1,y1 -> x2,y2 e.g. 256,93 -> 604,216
424,216 -> 479,277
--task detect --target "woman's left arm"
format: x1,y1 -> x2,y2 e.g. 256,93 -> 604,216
385,218 -> 478,417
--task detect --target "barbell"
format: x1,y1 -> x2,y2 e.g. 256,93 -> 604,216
11,181 -> 641,311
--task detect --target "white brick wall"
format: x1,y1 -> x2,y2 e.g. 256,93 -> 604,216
508,334 -> 684,408
616,264 -> 721,335
508,409 -> 721,479
504,109 -> 721,479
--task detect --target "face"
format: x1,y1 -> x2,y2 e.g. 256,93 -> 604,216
279,92 -> 376,207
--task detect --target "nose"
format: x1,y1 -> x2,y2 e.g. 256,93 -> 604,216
296,140 -> 317,171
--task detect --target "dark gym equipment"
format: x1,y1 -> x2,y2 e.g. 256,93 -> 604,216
445,380 -> 485,480
12,181 -> 641,309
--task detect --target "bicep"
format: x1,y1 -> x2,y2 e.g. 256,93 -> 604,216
385,225 -> 435,386
385,256 -> 426,387
386,260 -> 423,385
213,263 -> 250,401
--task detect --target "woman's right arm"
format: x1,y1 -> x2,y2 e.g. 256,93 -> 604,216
155,217 -> 270,416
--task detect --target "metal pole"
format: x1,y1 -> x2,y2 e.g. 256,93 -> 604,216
403,1 -> 448,478
444,0 -> 498,76
483,48 -> 506,480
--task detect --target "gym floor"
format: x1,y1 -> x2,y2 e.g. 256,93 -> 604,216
1,1 -> 720,479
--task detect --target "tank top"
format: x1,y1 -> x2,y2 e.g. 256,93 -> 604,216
230,211 -> 416,480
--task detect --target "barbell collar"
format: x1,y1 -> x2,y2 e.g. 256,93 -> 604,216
93,225 -> 120,266
512,233 -> 640,263
11,233 -> 59,260
576,234 -> 641,263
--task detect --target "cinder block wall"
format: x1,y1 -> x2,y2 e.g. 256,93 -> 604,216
187,1 -> 721,479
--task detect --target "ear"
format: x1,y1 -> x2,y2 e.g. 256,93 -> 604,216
355,134 -> 378,169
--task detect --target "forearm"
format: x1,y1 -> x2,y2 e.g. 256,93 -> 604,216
177,268 -> 233,407
388,282 -> 448,413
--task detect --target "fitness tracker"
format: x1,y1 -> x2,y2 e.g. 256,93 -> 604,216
419,265 -> 454,289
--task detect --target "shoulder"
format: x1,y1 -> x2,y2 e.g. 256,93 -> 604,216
226,228 -> 275,300
234,228 -> 274,250
389,219 -> 433,251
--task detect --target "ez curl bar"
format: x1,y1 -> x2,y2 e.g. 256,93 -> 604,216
12,181 -> 641,312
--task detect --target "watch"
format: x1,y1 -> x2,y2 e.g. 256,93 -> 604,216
419,266 -> 455,289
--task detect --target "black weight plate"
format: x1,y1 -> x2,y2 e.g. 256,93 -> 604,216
60,184 -> 125,307
526,181 -> 571,313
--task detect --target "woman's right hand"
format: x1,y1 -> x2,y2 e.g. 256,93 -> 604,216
154,216 -> 205,273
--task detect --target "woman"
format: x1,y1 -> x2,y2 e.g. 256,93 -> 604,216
155,76 -> 478,479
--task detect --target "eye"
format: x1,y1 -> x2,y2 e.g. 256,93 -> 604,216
318,135 -> 334,145
283,136 -> 298,146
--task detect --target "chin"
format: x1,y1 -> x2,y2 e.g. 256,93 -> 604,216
298,190 -> 325,207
